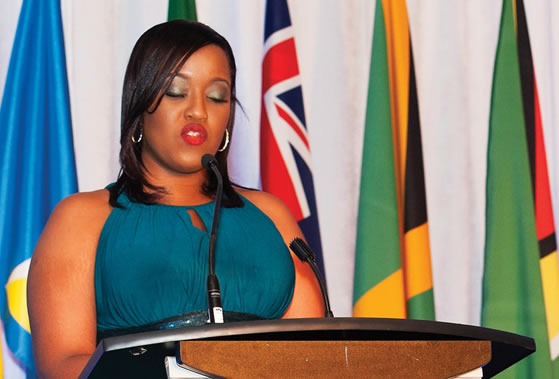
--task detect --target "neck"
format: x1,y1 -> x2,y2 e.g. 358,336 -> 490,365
143,166 -> 214,206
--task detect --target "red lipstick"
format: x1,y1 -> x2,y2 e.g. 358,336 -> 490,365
181,124 -> 207,145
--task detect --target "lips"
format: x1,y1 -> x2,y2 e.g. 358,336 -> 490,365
181,124 -> 207,145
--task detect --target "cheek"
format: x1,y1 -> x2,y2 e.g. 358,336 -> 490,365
215,106 -> 232,128
142,120 -> 160,146
144,110 -> 177,137
142,119 -> 173,156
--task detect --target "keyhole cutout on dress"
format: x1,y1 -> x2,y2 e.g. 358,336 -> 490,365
186,209 -> 208,232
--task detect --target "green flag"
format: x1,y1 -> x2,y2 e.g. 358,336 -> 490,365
353,0 -> 434,320
353,0 -> 403,318
168,0 -> 197,21
481,0 -> 555,377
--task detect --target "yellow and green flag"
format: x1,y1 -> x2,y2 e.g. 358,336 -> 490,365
481,0 -> 559,377
353,0 -> 435,320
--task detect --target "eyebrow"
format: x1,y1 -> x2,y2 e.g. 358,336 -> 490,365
173,73 -> 231,88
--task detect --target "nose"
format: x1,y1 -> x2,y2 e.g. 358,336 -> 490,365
184,90 -> 207,120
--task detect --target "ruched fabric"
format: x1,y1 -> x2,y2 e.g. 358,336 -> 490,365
95,191 -> 295,331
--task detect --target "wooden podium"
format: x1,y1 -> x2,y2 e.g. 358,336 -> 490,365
79,317 -> 535,378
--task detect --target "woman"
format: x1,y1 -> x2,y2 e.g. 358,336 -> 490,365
27,20 -> 323,378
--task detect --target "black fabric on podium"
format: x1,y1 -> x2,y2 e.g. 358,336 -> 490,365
97,310 -> 267,342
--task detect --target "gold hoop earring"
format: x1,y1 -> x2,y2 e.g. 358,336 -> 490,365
131,127 -> 143,144
218,129 -> 230,152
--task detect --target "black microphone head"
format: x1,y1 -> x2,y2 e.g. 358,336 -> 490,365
289,237 -> 309,263
201,154 -> 217,169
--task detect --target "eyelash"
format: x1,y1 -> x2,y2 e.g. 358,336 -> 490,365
166,91 -> 228,104
208,96 -> 228,104
166,92 -> 184,98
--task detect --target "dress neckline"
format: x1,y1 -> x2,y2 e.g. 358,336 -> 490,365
150,200 -> 215,209
117,190 -> 216,209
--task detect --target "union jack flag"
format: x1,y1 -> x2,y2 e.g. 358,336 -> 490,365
260,0 -> 325,276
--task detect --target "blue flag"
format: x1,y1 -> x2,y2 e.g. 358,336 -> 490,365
260,0 -> 326,277
0,0 -> 78,373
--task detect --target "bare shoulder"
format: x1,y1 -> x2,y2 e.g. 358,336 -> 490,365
237,188 -> 294,222
53,188 -> 112,218
30,187 -> 112,269
237,188 -> 302,240
31,189 -> 112,264
50,188 -> 114,231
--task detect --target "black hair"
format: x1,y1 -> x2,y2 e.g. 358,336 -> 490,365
109,20 -> 243,208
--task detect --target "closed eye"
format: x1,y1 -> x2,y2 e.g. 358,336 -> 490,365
166,90 -> 185,98
208,96 -> 228,103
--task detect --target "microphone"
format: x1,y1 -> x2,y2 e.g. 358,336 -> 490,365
289,238 -> 334,318
202,154 -> 224,323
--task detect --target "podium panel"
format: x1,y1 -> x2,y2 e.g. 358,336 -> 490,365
179,340 -> 491,378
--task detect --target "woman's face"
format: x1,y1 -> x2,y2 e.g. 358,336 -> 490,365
141,44 -> 232,176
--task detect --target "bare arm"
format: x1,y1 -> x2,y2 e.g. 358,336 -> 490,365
27,190 -> 111,378
240,190 -> 324,318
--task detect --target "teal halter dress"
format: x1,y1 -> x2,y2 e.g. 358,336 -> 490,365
94,191 -> 295,334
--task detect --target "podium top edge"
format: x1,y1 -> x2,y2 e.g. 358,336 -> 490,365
99,317 -> 536,353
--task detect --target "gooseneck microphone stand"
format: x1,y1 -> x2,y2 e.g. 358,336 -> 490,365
202,154 -> 224,323
289,238 -> 334,318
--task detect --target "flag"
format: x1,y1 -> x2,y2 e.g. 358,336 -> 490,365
352,0 -> 435,320
516,0 -> 559,372
481,0 -> 556,377
260,0 -> 325,275
168,0 -> 197,21
0,0 -> 78,375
